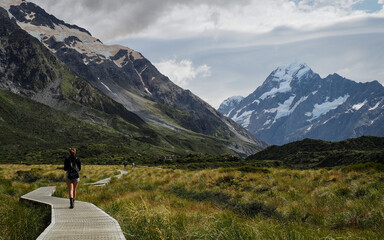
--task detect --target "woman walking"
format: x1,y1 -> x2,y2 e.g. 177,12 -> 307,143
64,148 -> 81,209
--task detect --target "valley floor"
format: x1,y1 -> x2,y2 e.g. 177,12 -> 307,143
1,164 -> 383,239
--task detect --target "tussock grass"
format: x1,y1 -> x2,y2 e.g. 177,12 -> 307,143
1,164 -> 384,239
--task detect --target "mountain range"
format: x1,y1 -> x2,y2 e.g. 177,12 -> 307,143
219,62 -> 384,145
0,0 -> 267,159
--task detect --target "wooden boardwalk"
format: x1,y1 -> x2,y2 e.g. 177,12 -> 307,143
21,170 -> 128,239
85,170 -> 127,186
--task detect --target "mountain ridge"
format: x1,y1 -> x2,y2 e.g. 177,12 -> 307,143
219,62 -> 384,145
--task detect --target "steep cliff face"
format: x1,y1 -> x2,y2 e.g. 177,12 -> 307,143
219,62 -> 384,145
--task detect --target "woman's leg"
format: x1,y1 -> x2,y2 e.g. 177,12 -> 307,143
72,181 -> 79,199
66,180 -> 74,198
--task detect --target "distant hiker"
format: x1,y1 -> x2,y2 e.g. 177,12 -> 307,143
64,148 -> 81,209
132,162 -> 135,168
123,161 -> 128,169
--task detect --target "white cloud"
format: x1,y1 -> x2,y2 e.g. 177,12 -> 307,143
29,0 -> 384,41
154,59 -> 211,87
131,1 -> 377,39
379,0 -> 384,4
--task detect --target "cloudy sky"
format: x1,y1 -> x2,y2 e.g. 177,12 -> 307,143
30,0 -> 384,108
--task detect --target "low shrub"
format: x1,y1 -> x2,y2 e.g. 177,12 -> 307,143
335,187 -> 352,197
234,200 -> 278,218
215,175 -> 238,187
13,168 -> 42,183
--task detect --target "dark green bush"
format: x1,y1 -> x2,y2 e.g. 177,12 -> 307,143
13,168 -> 42,183
234,200 -> 278,218
335,187 -> 351,197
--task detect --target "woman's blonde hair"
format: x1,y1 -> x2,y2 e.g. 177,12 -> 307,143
69,148 -> 77,156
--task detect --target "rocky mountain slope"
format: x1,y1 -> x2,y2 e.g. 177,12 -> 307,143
0,7 -> 250,158
0,1 -> 267,156
219,62 -> 384,145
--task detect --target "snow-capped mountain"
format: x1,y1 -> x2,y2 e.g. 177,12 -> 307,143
218,96 -> 244,117
0,0 -> 267,155
218,62 -> 384,145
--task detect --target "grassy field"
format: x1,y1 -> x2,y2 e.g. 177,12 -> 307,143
1,164 -> 384,239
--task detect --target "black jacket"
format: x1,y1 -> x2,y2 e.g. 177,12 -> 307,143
64,155 -> 81,172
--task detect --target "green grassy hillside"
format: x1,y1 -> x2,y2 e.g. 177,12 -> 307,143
0,89 -> 245,164
246,137 -> 384,168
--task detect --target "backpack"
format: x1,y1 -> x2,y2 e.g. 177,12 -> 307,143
68,157 -> 80,179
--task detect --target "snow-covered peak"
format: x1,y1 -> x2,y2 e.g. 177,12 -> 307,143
219,96 -> 244,110
218,96 -> 244,116
258,62 -> 313,100
272,62 -> 311,82
222,96 -> 244,105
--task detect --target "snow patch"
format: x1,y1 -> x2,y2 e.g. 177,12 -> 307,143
259,82 -> 290,100
263,95 -> 309,123
100,82 -> 112,92
225,110 -> 232,117
290,95 -> 309,112
264,108 -> 277,113
233,110 -> 254,128
113,55 -> 128,68
264,119 -> 271,126
82,57 -> 89,65
273,95 -> 296,121
234,105 -> 247,117
309,94 -> 349,121
369,100 -> 382,111
25,12 -> 36,21
352,100 -> 367,110
323,116 -> 335,125
305,112 -> 312,117
312,90 -> 318,95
